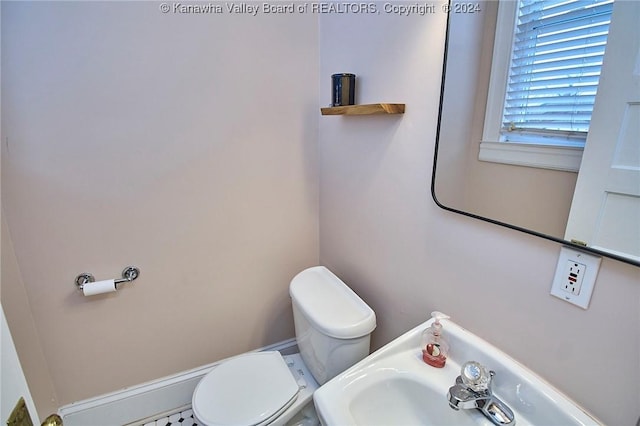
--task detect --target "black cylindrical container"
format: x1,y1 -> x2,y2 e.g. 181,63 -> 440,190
332,73 -> 356,106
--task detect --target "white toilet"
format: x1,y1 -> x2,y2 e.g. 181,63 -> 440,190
191,266 -> 377,426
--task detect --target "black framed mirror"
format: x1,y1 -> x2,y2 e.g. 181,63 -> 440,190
431,0 -> 640,267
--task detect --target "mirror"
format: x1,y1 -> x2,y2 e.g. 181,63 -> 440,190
432,0 -> 639,267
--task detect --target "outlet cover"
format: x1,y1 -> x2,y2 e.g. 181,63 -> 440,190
550,246 -> 601,309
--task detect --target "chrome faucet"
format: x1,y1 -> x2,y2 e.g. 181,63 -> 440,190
447,361 -> 515,426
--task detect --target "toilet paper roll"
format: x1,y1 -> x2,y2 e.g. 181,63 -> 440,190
82,279 -> 117,296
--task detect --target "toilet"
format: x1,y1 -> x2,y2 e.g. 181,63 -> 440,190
191,266 -> 377,426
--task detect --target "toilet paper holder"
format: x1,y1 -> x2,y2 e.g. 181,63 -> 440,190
75,266 -> 140,290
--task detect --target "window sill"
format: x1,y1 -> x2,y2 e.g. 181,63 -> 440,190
478,141 -> 583,172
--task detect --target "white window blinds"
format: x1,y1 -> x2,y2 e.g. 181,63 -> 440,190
502,0 -> 613,143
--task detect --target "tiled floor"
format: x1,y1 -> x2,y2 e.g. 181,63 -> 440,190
133,405 -> 198,426
132,402 -> 320,426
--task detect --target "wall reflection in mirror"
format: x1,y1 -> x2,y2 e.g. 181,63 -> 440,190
432,0 -> 639,266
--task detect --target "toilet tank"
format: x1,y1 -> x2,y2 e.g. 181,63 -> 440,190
289,266 -> 376,385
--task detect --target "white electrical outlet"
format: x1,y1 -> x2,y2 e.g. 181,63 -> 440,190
562,260 -> 585,295
550,247 -> 601,309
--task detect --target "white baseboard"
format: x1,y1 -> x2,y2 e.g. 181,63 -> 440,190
59,338 -> 298,426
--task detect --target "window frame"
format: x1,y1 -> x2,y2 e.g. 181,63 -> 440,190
479,0 -> 602,172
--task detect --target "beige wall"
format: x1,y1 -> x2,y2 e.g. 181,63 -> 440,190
1,1 -> 318,409
1,217 -> 58,419
435,1 -> 577,238
318,5 -> 639,426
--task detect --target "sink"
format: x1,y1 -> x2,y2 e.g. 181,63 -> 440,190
348,370 -> 489,425
313,315 -> 602,426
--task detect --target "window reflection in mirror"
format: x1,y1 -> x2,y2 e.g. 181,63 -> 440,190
432,0 -> 639,266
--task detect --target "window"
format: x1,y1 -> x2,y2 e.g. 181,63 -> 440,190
480,0 -> 614,171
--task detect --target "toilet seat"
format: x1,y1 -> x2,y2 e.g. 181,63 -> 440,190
192,351 -> 300,426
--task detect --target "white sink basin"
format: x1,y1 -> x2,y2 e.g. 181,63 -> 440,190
314,316 -> 602,426
347,370 -> 489,425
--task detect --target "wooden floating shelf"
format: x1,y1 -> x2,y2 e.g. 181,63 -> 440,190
321,103 -> 405,116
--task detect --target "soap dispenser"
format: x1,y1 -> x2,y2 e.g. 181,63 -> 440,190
421,311 -> 450,368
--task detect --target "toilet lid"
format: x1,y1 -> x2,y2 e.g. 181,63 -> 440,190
192,351 -> 299,426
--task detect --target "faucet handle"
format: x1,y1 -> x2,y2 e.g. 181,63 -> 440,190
460,361 -> 492,392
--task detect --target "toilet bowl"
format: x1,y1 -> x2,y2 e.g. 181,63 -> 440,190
191,266 -> 376,426
192,351 -> 317,426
